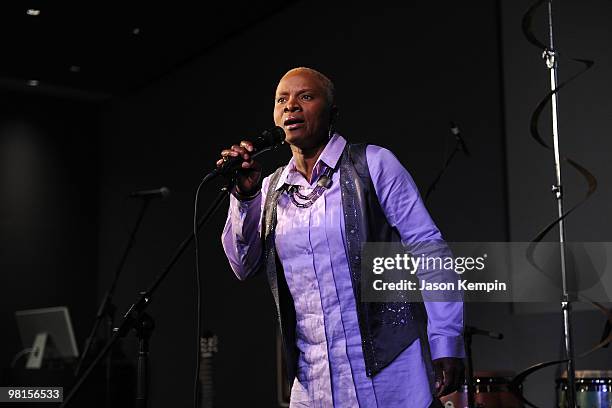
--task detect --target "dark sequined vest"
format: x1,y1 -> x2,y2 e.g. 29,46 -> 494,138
262,143 -> 428,383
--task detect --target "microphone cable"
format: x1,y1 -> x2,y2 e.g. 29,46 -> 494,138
192,177 -> 229,408
191,130 -> 284,407
192,178 -> 206,408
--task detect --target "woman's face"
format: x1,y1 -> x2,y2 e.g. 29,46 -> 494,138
273,70 -> 331,150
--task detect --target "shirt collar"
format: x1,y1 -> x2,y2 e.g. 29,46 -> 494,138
274,133 -> 347,191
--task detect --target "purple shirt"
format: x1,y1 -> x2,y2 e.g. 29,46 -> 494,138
222,134 -> 464,407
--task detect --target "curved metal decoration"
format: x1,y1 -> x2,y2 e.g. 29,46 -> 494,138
521,2 -> 597,275
521,0 -> 548,50
510,359 -> 569,408
517,2 -> 600,406
578,299 -> 612,357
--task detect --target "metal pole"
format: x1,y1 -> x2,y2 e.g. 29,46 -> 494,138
544,1 -> 576,407
465,332 -> 475,408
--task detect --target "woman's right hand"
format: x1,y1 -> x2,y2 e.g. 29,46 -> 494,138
216,140 -> 262,196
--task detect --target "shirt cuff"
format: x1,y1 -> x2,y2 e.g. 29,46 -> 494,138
231,186 -> 261,202
429,335 -> 465,360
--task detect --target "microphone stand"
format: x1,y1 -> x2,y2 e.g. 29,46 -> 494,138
63,142 -> 282,407
464,328 -> 476,408
74,197 -> 153,408
464,326 -> 504,408
61,183 -> 230,407
424,124 -> 469,202
541,2 -> 577,406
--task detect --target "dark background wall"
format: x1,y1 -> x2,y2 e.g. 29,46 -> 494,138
0,91 -> 99,372
2,1 -> 611,407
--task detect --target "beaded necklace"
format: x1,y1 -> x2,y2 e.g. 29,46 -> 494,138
287,166 -> 333,208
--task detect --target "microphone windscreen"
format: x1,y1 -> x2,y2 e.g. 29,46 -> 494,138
255,126 -> 285,150
159,186 -> 171,198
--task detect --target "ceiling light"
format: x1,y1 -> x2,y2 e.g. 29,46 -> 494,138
132,28 -> 141,35
26,9 -> 40,16
69,65 -> 81,73
27,80 -> 39,87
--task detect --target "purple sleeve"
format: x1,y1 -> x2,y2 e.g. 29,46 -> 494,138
366,145 -> 465,359
220,176 -> 271,280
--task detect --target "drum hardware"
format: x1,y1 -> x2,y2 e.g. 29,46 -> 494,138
463,326 -> 504,408
440,371 -> 524,408
557,370 -> 612,408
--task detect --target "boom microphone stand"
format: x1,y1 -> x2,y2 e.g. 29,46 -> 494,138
74,197 -> 153,408
62,139 -> 283,407
60,185 -> 229,407
464,326 -> 504,408
424,122 -> 470,202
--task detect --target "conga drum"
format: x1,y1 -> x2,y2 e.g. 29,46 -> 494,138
557,370 -> 612,408
440,371 -> 524,408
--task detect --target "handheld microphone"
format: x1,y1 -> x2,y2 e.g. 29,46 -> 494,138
129,186 -> 171,199
215,126 -> 286,176
450,122 -> 471,157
